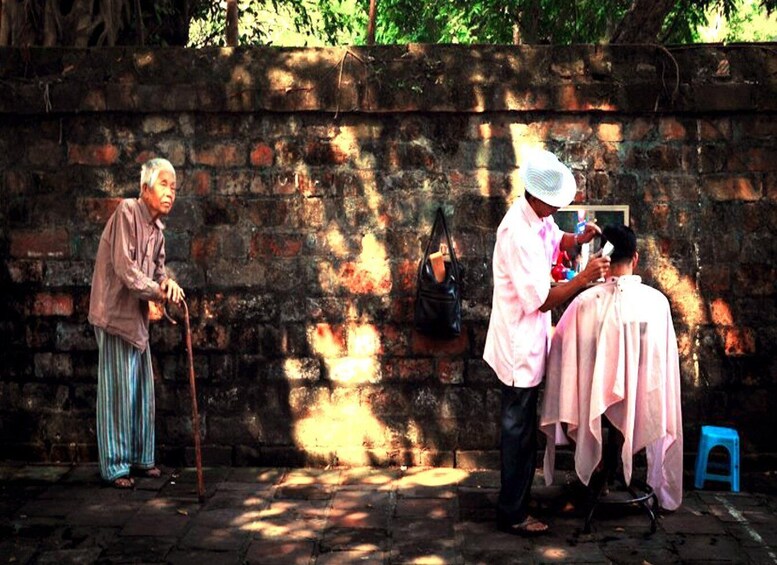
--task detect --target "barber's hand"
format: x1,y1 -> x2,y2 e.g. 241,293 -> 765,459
578,221 -> 602,245
161,278 -> 185,305
579,255 -> 611,284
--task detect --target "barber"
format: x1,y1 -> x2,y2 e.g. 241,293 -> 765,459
484,149 -> 610,535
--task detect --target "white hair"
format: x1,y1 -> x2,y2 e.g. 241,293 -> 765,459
139,158 -> 176,196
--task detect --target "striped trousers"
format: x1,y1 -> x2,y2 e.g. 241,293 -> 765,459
95,327 -> 156,481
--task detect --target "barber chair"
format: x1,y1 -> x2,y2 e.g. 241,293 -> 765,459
583,419 -> 659,534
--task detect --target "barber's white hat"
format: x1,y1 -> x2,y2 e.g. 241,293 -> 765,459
519,149 -> 577,208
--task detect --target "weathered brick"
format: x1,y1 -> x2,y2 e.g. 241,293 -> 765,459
251,234 -> 304,258
549,117 -> 593,141
79,197 -> 121,224
347,323 -> 382,357
709,298 -> 734,326
10,229 -> 69,259
704,176 -> 760,201
191,143 -> 245,167
411,332 -> 469,357
250,142 -> 274,167
437,359 -> 464,384
268,358 -> 321,381
34,353 -> 74,379
309,323 -> 346,358
658,117 -> 688,140
67,143 -> 120,165
719,327 -> 757,356
30,293 -> 74,317
216,170 -> 253,194
55,322 -> 96,351
325,357 -> 382,384
698,118 -> 732,141
383,358 -> 435,382
142,115 -> 177,134
27,140 -> 64,167
595,121 -> 623,142
155,139 -> 186,166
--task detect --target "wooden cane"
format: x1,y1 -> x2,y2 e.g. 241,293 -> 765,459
164,300 -> 205,502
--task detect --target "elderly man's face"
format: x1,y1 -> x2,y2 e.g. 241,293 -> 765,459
142,170 -> 176,220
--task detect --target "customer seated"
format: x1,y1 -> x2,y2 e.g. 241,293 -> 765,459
540,224 -> 683,511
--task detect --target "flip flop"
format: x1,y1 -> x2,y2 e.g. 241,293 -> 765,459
498,515 -> 549,537
112,476 -> 134,489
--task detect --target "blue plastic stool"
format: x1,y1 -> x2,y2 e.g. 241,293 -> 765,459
694,425 -> 740,492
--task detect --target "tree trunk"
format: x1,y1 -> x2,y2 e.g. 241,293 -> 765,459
610,0 -> 677,43
366,0 -> 377,45
226,0 -> 237,46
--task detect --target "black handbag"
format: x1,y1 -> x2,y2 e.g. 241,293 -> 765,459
414,208 -> 462,338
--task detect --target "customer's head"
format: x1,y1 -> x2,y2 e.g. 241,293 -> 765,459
520,149 -> 577,213
602,224 -> 637,268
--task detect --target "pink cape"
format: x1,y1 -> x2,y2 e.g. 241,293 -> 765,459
540,276 -> 683,511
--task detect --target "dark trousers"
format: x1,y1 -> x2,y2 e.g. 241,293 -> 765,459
497,382 -> 539,526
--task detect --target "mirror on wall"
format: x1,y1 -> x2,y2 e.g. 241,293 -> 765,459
553,205 -> 630,252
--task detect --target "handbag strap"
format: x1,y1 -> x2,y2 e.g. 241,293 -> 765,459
419,207 -> 459,279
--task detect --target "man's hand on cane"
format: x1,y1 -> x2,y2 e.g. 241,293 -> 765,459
161,278 -> 185,305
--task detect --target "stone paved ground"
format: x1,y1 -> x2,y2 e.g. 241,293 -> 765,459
1,464 -> 776,564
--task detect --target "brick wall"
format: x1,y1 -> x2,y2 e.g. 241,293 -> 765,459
1,45 -> 775,468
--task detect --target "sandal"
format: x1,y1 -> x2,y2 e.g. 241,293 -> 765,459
112,476 -> 134,489
498,515 -> 549,537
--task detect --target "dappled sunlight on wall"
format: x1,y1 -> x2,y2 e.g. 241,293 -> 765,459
292,386 -> 388,463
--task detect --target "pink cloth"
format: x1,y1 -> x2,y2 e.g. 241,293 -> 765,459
540,276 -> 683,510
484,196 -> 562,388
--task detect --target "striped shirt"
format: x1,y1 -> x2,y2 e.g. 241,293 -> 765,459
89,198 -> 167,350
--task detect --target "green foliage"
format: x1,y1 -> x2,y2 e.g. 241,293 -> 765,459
184,0 -> 777,46
188,0 -> 360,46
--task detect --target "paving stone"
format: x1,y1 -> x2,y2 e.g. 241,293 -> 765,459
662,511 -> 728,534
180,523 -> 250,551
101,535 -> 176,562
245,539 -> 316,564
280,468 -> 343,486
534,541 -> 612,564
227,467 -> 288,484
10,466 -> 72,484
214,481 -> 275,495
35,547 -> 103,564
339,467 -> 400,490
276,484 -> 335,500
119,498 -> 200,536
328,491 -> 392,529
392,517 -> 455,541
315,551 -> 386,564
671,533 -> 743,563
320,527 -> 390,552
597,533 -> 679,564
1,464 -> 777,565
461,549 -> 533,565
246,500 -> 329,540
17,497 -> 77,518
394,497 -> 455,520
457,470 -> 500,489
65,499 -> 141,528
389,544 -> 463,565
166,549 -> 244,564
455,520 -> 533,552
59,465 -> 102,484
0,541 -> 37,565
202,489 -> 271,512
